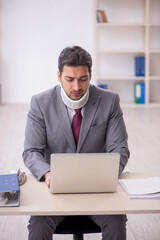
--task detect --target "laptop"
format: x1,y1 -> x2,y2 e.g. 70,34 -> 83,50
50,153 -> 120,194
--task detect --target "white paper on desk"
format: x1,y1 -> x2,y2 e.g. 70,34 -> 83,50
119,177 -> 160,198
129,193 -> 160,199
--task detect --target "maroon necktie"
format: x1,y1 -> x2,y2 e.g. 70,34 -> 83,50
72,108 -> 82,146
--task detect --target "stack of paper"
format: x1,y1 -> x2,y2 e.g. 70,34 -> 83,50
119,177 -> 160,199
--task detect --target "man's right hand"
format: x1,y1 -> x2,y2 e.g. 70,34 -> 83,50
44,171 -> 51,188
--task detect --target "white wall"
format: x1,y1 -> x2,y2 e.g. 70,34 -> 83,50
0,0 -> 94,103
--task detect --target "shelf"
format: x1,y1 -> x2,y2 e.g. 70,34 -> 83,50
149,49 -> 160,53
94,0 -> 160,105
97,49 -> 145,54
149,76 -> 160,80
121,102 -> 160,107
149,22 -> 160,26
97,76 -> 146,81
96,22 -> 145,27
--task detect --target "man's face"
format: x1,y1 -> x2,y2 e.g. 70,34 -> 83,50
58,65 -> 91,100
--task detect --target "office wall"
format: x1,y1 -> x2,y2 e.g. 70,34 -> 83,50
0,0 -> 94,103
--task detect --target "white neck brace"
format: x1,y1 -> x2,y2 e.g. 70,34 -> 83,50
60,84 -> 89,109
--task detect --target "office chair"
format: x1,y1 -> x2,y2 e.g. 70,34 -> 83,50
54,216 -> 101,240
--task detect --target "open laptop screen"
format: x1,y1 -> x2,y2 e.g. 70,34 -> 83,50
50,153 -> 120,194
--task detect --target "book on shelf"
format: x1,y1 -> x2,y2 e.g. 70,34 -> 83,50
134,83 -> 145,104
96,10 -> 108,23
135,56 -> 145,77
119,176 -> 160,199
140,82 -> 145,104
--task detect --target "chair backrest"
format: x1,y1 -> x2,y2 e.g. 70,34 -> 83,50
54,216 -> 101,240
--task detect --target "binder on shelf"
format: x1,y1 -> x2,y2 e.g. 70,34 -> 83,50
134,83 -> 145,104
97,83 -> 108,89
96,10 -> 108,23
0,173 -> 20,207
135,56 -> 145,77
96,10 -> 102,23
141,57 -> 145,76
135,57 -> 140,76
140,83 -> 145,104
134,83 -> 141,103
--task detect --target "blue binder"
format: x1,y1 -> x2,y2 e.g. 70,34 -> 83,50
135,56 -> 145,77
97,84 -> 108,89
0,174 -> 20,207
140,57 -> 145,76
135,57 -> 140,76
140,83 -> 145,104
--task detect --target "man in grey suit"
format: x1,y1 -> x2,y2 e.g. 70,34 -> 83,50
23,46 -> 129,240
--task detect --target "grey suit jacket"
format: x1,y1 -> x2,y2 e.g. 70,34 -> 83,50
23,84 -> 129,180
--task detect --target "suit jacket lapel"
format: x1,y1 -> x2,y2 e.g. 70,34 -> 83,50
77,86 -> 101,152
53,86 -> 76,152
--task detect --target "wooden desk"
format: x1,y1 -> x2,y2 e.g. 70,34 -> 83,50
0,172 -> 160,216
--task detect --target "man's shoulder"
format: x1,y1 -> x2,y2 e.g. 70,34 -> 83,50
32,85 -> 60,102
89,84 -> 120,108
90,84 -> 118,99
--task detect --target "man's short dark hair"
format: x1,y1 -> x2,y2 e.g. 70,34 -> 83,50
58,46 -> 92,75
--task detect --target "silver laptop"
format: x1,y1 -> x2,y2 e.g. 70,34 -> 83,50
50,153 -> 120,194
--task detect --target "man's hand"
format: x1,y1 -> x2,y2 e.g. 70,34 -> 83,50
44,171 -> 51,188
